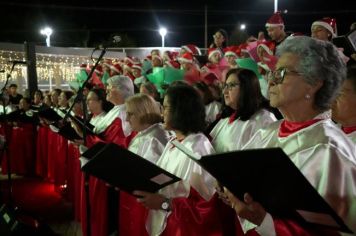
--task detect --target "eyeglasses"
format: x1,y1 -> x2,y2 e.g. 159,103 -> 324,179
222,82 -> 240,91
267,68 -> 303,85
213,34 -> 224,39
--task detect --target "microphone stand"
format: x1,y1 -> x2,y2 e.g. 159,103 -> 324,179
62,47 -> 106,236
0,62 -> 18,206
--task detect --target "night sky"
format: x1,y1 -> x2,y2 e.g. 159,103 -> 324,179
0,0 -> 355,48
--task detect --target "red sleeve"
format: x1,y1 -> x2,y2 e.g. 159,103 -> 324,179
163,187 -> 236,236
86,118 -> 131,148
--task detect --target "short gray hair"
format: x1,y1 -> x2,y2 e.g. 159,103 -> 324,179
276,36 -> 346,111
107,75 -> 134,100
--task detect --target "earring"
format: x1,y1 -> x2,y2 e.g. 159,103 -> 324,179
305,94 -> 311,100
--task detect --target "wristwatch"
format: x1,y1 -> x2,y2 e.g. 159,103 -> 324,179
161,198 -> 171,211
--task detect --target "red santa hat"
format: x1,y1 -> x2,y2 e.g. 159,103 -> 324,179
236,43 -> 249,57
89,65 -> 103,75
165,60 -> 181,69
178,52 -> 194,64
124,62 -> 133,70
164,50 -> 179,61
110,63 -> 123,74
311,17 -> 337,37
224,46 -> 239,57
131,63 -> 143,71
265,11 -> 284,28
124,56 -> 135,65
257,41 -> 276,56
79,63 -> 87,70
102,59 -> 113,67
208,48 -> 222,59
257,54 -> 278,72
181,44 -> 201,56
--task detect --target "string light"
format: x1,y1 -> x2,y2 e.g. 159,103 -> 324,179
0,49 -> 116,90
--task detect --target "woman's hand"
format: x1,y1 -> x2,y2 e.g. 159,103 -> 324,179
224,187 -> 266,226
133,190 -> 167,210
216,182 -> 232,206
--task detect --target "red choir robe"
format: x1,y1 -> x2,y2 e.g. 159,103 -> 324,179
36,124 -> 50,178
236,112 -> 356,236
67,142 -> 82,221
120,123 -> 170,236
47,107 -> 69,185
210,109 -> 276,153
147,133 -> 236,236
2,123 -> 36,175
80,105 -> 133,236
2,110 -> 38,175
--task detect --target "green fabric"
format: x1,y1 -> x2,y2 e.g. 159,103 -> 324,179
68,81 -> 80,92
101,71 -> 110,85
236,58 -> 263,80
75,70 -> 88,85
147,67 -> 184,95
142,60 -> 152,74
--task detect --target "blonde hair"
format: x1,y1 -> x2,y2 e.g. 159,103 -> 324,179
125,94 -> 162,125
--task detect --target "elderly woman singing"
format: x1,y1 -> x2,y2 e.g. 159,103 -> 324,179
223,36 -> 356,235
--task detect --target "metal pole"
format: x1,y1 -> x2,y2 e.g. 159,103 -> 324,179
24,42 -> 38,96
274,0 -> 278,12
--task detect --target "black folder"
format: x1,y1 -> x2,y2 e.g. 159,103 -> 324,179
67,113 -> 95,135
332,29 -> 356,57
80,142 -> 181,194
6,110 -> 39,124
55,122 -> 83,141
39,107 -> 95,140
172,142 -> 352,234
38,107 -> 63,123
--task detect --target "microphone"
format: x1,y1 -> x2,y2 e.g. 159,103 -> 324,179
8,60 -> 27,65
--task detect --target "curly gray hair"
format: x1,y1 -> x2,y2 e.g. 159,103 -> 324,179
276,36 -> 346,111
107,75 -> 134,100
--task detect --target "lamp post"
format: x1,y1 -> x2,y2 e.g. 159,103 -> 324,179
159,27 -> 167,48
40,27 -> 53,47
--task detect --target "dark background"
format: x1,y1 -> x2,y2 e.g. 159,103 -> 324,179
0,0 -> 355,48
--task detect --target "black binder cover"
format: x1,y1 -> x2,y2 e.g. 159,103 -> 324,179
195,148 -> 352,233
81,142 -> 181,194
6,110 -> 39,124
332,29 -> 356,57
38,108 -> 63,122
57,122 -> 83,141
67,114 -> 95,135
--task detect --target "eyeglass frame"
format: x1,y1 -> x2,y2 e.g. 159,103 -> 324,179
267,68 -> 303,85
222,82 -> 240,91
